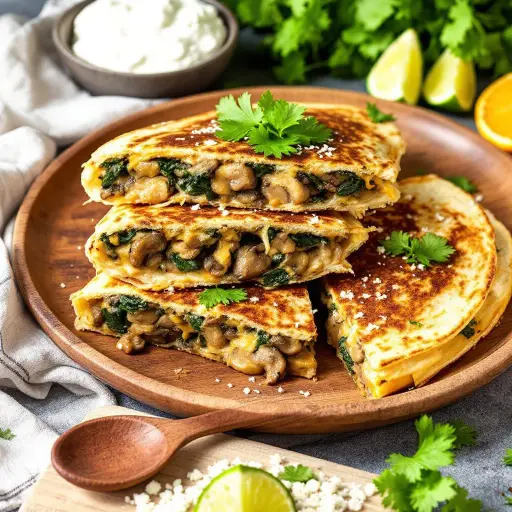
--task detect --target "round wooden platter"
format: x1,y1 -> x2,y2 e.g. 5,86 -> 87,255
13,87 -> 512,434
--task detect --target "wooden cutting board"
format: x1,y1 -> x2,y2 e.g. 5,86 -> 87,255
20,405 -> 387,511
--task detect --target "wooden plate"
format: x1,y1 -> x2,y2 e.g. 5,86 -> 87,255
13,87 -> 512,434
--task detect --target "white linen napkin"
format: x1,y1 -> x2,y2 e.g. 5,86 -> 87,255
0,2 -> 160,510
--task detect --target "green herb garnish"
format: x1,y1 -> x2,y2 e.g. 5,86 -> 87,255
380,231 -> 455,267
366,102 -> 396,123
446,176 -> 478,194
100,158 -> 128,189
289,233 -> 328,248
505,449 -> 512,466
216,91 -> 331,158
409,320 -> 423,327
261,268 -> 290,287
460,319 -> 477,339
278,464 -> 315,483
0,428 -> 15,440
338,336 -> 354,375
255,330 -> 270,351
451,420 -> 478,449
374,416 -> 482,512
336,171 -> 365,196
118,295 -> 148,313
170,253 -> 201,272
199,287 -> 248,309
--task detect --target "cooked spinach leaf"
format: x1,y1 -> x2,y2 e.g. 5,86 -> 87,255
99,233 -> 118,259
255,330 -> 270,351
170,253 -> 201,272
177,172 -> 216,199
289,233 -> 328,248
460,319 -> 477,339
329,302 -> 338,312
206,228 -> 221,238
247,163 -> 276,179
117,229 -> 137,245
199,334 -> 207,347
118,295 -> 148,313
100,158 -> 128,189
240,232 -> 261,246
262,268 -> 290,287
336,171 -> 365,196
297,171 -> 324,191
272,253 -> 285,265
153,157 -> 189,184
101,307 -> 129,334
338,336 -> 354,375
309,192 -> 327,203
267,227 -> 279,244
187,314 -> 204,331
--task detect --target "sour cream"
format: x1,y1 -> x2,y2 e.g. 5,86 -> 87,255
72,0 -> 227,74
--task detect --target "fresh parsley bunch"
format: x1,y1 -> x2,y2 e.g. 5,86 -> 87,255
380,231 -> 455,267
375,415 -> 481,512
222,0 -> 512,83
216,91 -> 332,158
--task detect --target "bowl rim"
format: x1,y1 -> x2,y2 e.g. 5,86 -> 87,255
52,0 -> 239,79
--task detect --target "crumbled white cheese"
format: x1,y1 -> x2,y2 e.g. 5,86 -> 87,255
273,302 -> 279,307
392,284 -> 400,290
243,387 -> 251,395
248,376 -> 255,382
253,389 -> 261,394
295,322 -> 300,328
217,205 -> 225,211
361,276 -> 369,282
309,215 -> 320,224
76,245 -> 82,250
417,263 -> 425,271
372,277 -> 382,284
277,386 -> 285,393
299,390 -> 311,398
366,323 -> 380,333
379,315 -> 388,321
214,378 -> 220,383
435,212 -> 445,221
475,194 -> 484,203
166,286 -> 175,293
221,209 -> 230,216
145,480 -> 161,495
190,204 -> 201,211
60,283 -> 66,288
410,264 -> 416,271
376,246 -> 385,255
203,139 -> 218,146
339,290 -> 354,300
361,293 -> 371,299
249,296 -> 260,303
227,383 -> 233,388
375,292 -> 387,301
354,312 -> 364,319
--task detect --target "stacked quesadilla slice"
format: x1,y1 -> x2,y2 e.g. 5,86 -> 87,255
81,105 -> 404,217
323,175 -> 512,398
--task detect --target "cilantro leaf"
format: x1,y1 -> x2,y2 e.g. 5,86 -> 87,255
380,232 -> 455,267
274,52 -> 308,84
504,448 -> 512,466
199,287 -> 248,309
446,176 -> 478,194
506,495 -> 512,506
410,472 -> 457,512
0,428 -> 15,440
366,102 -> 396,123
278,464 -> 315,482
460,319 -> 477,339
215,91 -> 331,158
374,469 -> 414,512
442,486 -> 483,512
450,420 -> 477,449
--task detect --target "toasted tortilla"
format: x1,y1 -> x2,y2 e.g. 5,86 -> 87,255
81,104 -> 404,216
86,204 -> 369,290
71,273 -> 317,383
323,175 -> 501,398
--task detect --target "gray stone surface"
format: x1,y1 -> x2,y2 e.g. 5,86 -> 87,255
2,1 -> 510,509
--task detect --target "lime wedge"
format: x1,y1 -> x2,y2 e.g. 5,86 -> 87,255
366,28 -> 423,105
195,465 -> 296,512
423,49 -> 476,112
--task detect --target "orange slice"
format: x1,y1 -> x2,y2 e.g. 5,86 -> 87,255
475,73 -> 512,152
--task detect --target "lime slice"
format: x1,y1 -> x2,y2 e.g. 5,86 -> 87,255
366,28 -> 423,105
195,465 -> 296,512
423,49 -> 476,112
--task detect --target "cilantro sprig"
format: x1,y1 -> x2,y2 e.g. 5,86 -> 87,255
278,464 -> 315,483
374,415 -> 482,512
380,231 -> 455,267
216,91 -> 332,158
504,448 -> 512,466
446,176 -> 478,194
0,428 -> 15,440
199,287 -> 248,309
366,102 -> 396,123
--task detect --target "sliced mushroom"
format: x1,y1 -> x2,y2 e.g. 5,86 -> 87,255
223,327 -> 238,340
204,255 -> 227,277
133,161 -> 161,178
145,253 -> 164,269
284,252 -> 309,275
100,175 -> 133,199
262,173 -> 310,206
323,173 -> 342,193
211,163 -> 256,195
349,343 -> 365,364
129,231 -> 167,267
117,333 -> 145,354
187,159 -> 219,176
252,346 -> 286,384
326,310 -> 344,342
171,239 -> 201,260
305,243 -> 338,275
235,190 -> 264,206
91,303 -> 104,327
156,314 -> 176,329
128,323 -> 156,336
227,348 -> 264,375
127,309 -> 160,325
269,335 -> 302,355
232,245 -> 271,280
125,176 -> 172,204
270,232 -> 296,254
202,325 -> 227,349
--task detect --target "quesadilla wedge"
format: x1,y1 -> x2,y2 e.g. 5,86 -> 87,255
86,204 -> 369,290
323,174 -> 503,398
81,104 -> 404,217
71,273 -> 318,383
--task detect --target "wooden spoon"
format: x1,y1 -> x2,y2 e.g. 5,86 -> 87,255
51,405 -> 274,492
